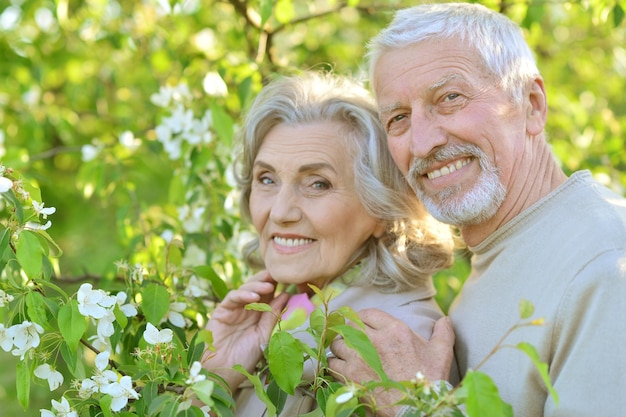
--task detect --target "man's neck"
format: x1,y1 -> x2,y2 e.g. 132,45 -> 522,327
460,147 -> 567,247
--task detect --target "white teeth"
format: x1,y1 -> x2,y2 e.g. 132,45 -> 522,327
273,237 -> 313,247
427,158 -> 470,180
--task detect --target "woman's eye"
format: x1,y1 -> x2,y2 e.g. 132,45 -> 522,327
312,180 -> 330,190
259,176 -> 274,185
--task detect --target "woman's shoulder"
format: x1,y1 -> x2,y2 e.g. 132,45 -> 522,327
328,285 -> 444,338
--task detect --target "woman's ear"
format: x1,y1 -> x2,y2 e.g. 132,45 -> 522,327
373,220 -> 386,238
526,77 -> 547,136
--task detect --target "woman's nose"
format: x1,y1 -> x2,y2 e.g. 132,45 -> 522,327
268,185 -> 302,224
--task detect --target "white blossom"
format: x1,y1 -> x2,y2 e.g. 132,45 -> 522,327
203,72 -> 228,97
116,292 -> 138,317
77,283 -> 116,319
335,385 -> 359,404
24,220 -> 53,231
166,302 -> 187,328
150,84 -> 191,108
143,323 -> 173,345
130,263 -> 147,284
177,204 -> 206,233
0,176 -> 12,192
81,143 -> 101,162
0,289 -> 14,307
182,244 -> 206,267
185,361 -> 206,385
34,364 -> 64,390
183,275 -> 209,298
6,320 -> 44,359
78,378 -> 98,399
40,396 -> 77,417
0,323 -> 13,352
32,200 -> 56,219
162,104 -> 194,135
95,351 -> 111,371
119,130 -> 141,151
100,375 -> 140,412
96,311 -> 116,339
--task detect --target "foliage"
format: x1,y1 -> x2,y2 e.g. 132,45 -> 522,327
0,0 -> 624,416
209,287 -> 558,417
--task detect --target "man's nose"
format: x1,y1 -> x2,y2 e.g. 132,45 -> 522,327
409,111 -> 447,159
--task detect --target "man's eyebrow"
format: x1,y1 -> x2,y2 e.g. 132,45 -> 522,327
379,103 -> 404,119
429,73 -> 463,91
378,74 -> 464,119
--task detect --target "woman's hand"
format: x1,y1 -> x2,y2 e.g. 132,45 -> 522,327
201,271 -> 289,392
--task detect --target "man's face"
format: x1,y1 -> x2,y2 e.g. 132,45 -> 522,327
373,38 -> 528,227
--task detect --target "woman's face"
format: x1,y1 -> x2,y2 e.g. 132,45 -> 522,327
249,121 -> 384,290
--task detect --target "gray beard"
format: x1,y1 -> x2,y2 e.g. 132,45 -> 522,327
407,144 -> 507,226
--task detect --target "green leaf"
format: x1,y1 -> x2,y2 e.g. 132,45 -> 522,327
60,341 -> 85,379
209,102 -> 234,145
268,331 -> 304,394
331,324 -> 387,382
245,302 -> 273,313
233,365 -> 277,417
141,283 -> 170,325
33,229 -> 63,258
15,229 -> 43,278
194,265 -> 229,300
161,397 -> 180,417
309,308 -> 326,341
58,299 -> 87,350
25,290 -> 49,329
266,379 -> 288,415
16,359 -> 30,410
518,299 -> 535,320
186,336 -> 205,366
334,306 -> 361,327
1,190 -> 24,223
314,382 -> 341,416
462,370 -> 513,417
191,379 -> 215,407
113,303 -> 128,329
613,3 -> 625,26
324,386 -> 360,417
147,392 -> 176,415
178,407 -> 204,417
99,395 -> 114,417
142,381 -> 159,406
516,342 -> 559,405
259,0 -> 274,28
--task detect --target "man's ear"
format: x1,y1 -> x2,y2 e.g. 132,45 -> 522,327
526,77 -> 547,136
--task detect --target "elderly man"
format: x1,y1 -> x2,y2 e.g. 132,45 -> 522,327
329,3 -> 626,417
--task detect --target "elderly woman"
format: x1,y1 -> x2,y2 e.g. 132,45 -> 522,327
202,71 -> 457,416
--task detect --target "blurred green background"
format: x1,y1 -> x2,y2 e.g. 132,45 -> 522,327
1,0 -> 625,414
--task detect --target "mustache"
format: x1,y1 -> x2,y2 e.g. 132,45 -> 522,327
408,144 -> 484,178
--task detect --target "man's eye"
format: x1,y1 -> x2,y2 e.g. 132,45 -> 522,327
391,114 -> 406,123
444,93 -> 460,101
